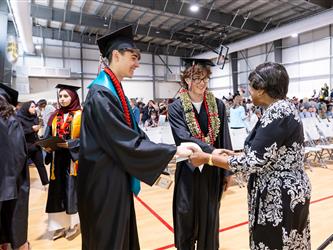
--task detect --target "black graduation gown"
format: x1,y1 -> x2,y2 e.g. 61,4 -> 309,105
44,123 -> 80,214
168,98 -> 232,250
0,115 -> 29,249
0,118 -> 16,203
78,84 -> 176,250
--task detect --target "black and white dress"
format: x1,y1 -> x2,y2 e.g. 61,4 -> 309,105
228,99 -> 311,250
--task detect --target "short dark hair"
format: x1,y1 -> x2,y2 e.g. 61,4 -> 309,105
248,62 -> 289,99
108,48 -> 141,64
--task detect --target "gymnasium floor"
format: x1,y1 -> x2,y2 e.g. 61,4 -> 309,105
28,164 -> 333,250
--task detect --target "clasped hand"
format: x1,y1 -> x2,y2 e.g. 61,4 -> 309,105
189,148 -> 237,167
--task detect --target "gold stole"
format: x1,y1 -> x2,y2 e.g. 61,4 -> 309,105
50,110 -> 82,180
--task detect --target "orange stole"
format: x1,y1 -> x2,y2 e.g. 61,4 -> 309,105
50,110 -> 82,180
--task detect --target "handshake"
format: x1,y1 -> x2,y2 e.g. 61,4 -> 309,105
175,142 -> 237,167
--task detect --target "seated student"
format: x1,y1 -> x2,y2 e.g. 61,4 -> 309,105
299,107 -> 311,119
144,110 -> 159,128
309,106 -> 317,117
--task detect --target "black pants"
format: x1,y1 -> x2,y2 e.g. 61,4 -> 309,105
29,146 -> 49,185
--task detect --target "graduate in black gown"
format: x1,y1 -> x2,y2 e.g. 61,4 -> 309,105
0,83 -> 30,250
44,84 -> 82,240
168,58 -> 232,250
190,62 -> 311,249
0,104 -> 16,206
78,25 -> 195,250
17,101 -> 49,186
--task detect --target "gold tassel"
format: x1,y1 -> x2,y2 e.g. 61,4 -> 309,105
50,156 -> 56,180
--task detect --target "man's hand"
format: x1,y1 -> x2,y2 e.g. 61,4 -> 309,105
175,142 -> 202,159
175,145 -> 194,159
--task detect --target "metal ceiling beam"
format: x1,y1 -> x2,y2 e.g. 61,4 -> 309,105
30,4 -> 220,49
107,0 -> 272,32
171,19 -> 199,33
31,25 -> 199,58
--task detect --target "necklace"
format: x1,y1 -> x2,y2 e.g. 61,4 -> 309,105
179,88 -> 220,145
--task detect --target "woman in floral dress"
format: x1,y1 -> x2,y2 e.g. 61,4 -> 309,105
190,62 -> 311,249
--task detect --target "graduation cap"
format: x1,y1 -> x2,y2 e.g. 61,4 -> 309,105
55,84 -> 80,92
0,82 -> 19,106
181,58 -> 215,69
97,25 -> 137,59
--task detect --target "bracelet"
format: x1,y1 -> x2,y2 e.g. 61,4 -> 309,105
208,154 -> 213,166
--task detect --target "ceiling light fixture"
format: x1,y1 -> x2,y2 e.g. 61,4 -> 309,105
190,4 -> 199,12
291,33 -> 298,38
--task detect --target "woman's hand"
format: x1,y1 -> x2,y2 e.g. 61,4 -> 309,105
189,152 -> 210,167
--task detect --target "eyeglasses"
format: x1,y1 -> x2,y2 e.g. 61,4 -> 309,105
192,76 -> 209,84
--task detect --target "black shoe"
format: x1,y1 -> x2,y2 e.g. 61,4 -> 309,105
162,170 -> 170,176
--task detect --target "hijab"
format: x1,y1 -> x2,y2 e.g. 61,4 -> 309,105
47,88 -> 81,126
17,101 -> 39,128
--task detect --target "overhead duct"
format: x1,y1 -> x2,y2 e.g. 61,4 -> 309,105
198,8 -> 333,58
8,0 -> 34,54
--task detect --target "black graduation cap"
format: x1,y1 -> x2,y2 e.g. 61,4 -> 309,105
181,58 -> 215,68
0,82 -> 19,106
55,84 -> 80,91
97,25 -> 137,59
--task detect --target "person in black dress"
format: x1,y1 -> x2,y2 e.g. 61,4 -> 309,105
190,62 -> 311,249
17,101 -> 49,186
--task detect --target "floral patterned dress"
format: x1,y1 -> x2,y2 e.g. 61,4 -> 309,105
228,99 -> 311,250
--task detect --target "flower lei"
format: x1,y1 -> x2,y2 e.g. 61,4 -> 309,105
56,112 -> 74,139
179,88 -> 220,145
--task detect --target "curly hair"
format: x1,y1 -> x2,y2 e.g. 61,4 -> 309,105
0,95 -> 15,120
180,64 -> 212,89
